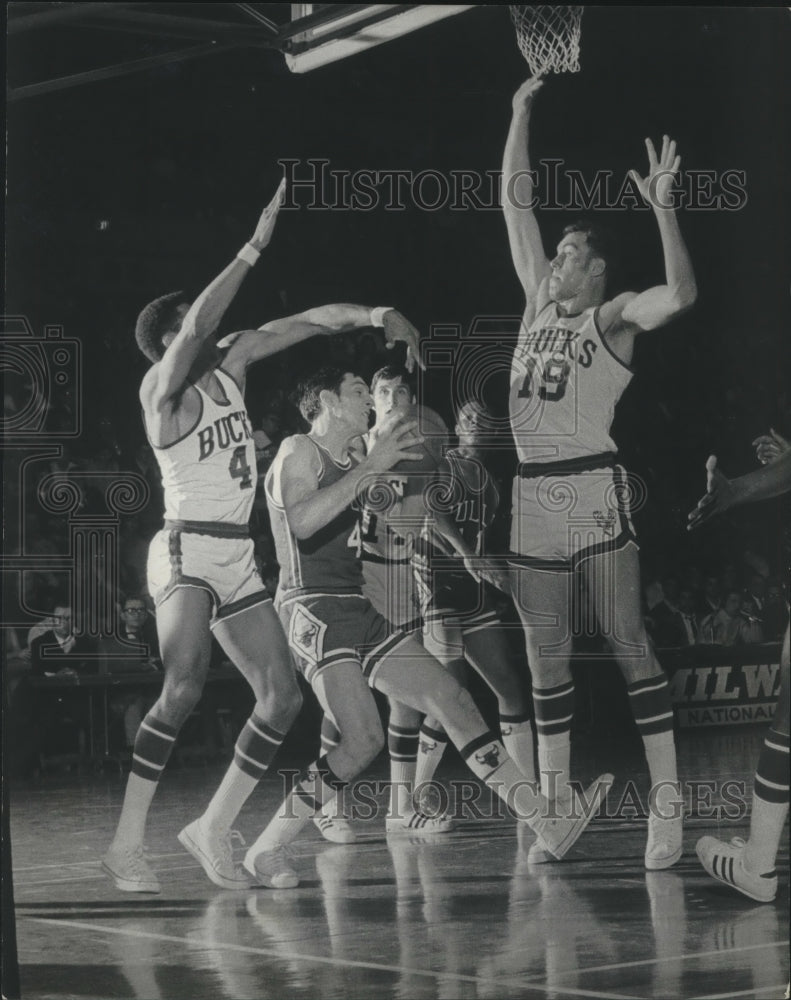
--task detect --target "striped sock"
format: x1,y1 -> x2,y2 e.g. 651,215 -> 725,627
388,723 -> 419,819
115,714 -> 177,847
201,711 -> 287,833
248,755 -> 348,853
747,728 -> 790,874
414,723 -> 449,787
500,711 -> 536,781
131,714 -> 177,781
532,682 -> 574,800
628,673 -> 679,793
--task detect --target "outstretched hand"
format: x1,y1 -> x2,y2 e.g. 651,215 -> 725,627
381,310 -> 425,373
249,176 -> 287,252
752,428 -> 791,466
630,135 -> 681,211
687,455 -> 735,530
511,77 -> 544,111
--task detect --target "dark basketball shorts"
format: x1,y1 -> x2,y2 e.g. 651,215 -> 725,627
414,557 -> 502,661
275,591 -> 415,687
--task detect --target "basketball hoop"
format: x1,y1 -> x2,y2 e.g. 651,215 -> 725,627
509,6 -> 584,77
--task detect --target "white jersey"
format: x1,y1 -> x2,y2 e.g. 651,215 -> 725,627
149,368 -> 256,526
509,302 -> 632,464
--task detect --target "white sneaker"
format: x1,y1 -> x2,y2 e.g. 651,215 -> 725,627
386,810 -> 455,835
177,820 -> 252,890
526,837 -> 554,865
696,836 -> 778,903
531,773 -> 613,860
645,810 -> 684,870
102,844 -> 161,894
312,814 -> 358,844
243,843 -> 299,889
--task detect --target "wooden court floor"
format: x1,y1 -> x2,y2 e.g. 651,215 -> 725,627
9,728 -> 789,1000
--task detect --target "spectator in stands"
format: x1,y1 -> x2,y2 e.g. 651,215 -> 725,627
646,576 -> 681,645
696,572 -> 722,624
30,605 -> 96,677
21,604 -> 98,766
746,572 -> 767,615
763,579 -> 790,642
698,590 -> 761,646
738,594 -> 765,645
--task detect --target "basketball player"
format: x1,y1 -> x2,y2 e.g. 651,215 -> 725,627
243,367 -> 612,888
314,366 -> 445,841
413,396 -> 536,795
101,180 -> 424,893
503,78 -> 697,868
689,449 -> 790,902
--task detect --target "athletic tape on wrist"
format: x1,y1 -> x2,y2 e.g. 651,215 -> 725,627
236,242 -> 260,266
370,306 -> 394,328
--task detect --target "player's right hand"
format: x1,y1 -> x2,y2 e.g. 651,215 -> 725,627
365,412 -> 423,473
512,77 -> 544,111
752,428 -> 790,466
249,176 -> 287,252
687,455 -> 735,530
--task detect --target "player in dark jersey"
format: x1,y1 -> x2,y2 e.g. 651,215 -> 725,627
102,180 -> 424,894
503,78 -> 697,869
689,446 -> 790,902
413,398 -> 536,794
243,367 -> 613,887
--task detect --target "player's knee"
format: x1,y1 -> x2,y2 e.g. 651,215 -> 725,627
424,675 -> 473,722
343,719 -> 384,767
257,674 -> 303,726
160,673 -> 205,719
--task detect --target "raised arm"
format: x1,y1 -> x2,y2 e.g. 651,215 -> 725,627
601,137 -> 697,339
222,306 -> 425,380
279,415 -> 424,541
502,78 -> 552,320
146,178 -> 286,408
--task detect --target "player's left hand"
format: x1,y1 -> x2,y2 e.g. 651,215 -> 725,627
687,455 -> 735,530
629,135 -> 680,211
381,310 -> 425,373
249,176 -> 287,252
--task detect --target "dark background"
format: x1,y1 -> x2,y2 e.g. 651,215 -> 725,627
6,4 -> 791,580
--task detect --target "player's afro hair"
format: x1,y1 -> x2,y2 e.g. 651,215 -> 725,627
296,367 -> 349,424
370,365 -> 413,396
134,291 -> 188,363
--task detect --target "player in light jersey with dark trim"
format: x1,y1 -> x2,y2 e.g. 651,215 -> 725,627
413,398 -> 536,795
502,78 -> 697,869
101,180 -> 424,893
243,367 -> 612,888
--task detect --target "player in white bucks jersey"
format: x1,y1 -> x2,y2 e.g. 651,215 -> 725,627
102,179 -> 426,894
503,78 -> 697,869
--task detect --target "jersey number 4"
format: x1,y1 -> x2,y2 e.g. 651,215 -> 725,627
228,446 -> 253,490
347,512 -> 378,558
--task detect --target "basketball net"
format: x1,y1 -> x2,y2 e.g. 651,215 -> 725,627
509,6 -> 584,77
